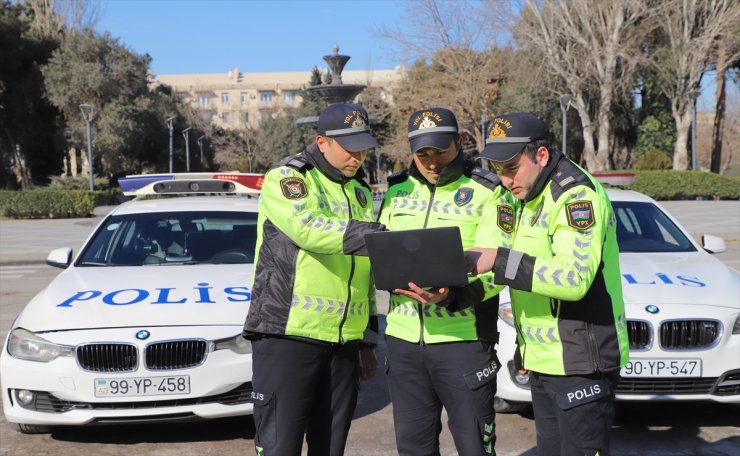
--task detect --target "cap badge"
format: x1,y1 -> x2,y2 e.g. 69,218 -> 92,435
454,187 -> 473,206
419,116 -> 438,130
489,123 -> 507,139
351,116 -> 366,128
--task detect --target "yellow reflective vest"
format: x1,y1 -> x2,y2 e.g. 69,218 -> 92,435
492,152 -> 630,375
243,144 -> 383,344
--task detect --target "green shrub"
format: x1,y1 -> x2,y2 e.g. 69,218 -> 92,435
633,149 -> 672,170
609,170 -> 740,200
0,189 -> 117,219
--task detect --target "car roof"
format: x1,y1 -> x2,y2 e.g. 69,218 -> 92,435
109,195 -> 260,216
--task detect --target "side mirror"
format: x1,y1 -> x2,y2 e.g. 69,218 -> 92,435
46,247 -> 73,269
701,235 -> 726,254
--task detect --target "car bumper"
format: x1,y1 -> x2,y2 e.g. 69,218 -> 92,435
1,327 -> 254,426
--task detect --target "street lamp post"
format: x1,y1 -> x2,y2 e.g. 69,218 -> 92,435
689,89 -> 701,170
166,116 -> 176,173
375,150 -> 381,184
558,94 -> 572,157
197,135 -> 206,166
79,104 -> 95,191
182,127 -> 192,172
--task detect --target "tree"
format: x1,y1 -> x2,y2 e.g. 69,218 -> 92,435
23,0 -> 101,38
375,0 -> 506,156
0,1 -> 59,188
511,0 -> 648,171
647,0 -> 740,170
42,30 -> 154,176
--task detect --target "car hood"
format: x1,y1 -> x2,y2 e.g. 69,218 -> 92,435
16,265 -> 253,332
619,252 -> 739,308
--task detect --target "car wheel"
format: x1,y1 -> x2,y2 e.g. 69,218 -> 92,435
10,422 -> 52,434
494,396 -> 529,414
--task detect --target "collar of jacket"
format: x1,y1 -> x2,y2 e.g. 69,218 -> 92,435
524,149 -> 565,203
408,151 -> 466,188
304,141 -> 363,184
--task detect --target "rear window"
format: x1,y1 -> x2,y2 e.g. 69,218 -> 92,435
78,211 -> 258,266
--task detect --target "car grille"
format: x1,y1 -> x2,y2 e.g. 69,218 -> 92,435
616,377 -> 718,395
660,320 -> 720,349
145,340 -> 208,370
77,344 -> 138,372
627,320 -> 651,349
15,382 -> 253,414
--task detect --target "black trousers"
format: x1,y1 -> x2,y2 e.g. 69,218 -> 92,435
250,336 -> 360,456
385,336 -> 498,456
530,370 -> 620,456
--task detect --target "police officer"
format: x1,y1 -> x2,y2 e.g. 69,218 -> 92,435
466,112 -> 630,456
378,107 -> 515,456
243,103 -> 385,456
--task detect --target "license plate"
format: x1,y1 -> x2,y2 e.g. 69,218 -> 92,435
620,359 -> 702,378
94,375 -> 191,397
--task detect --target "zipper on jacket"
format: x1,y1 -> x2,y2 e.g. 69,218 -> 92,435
586,322 -> 601,371
417,184 -> 437,345
337,182 -> 355,344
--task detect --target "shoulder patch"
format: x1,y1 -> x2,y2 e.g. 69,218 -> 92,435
497,205 -> 515,233
387,170 -> 409,186
355,186 -> 368,208
471,167 -> 502,191
566,200 -> 595,230
454,187 -> 474,206
280,177 -> 308,200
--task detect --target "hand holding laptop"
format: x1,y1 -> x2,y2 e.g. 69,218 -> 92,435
464,248 -> 498,275
392,282 -> 450,305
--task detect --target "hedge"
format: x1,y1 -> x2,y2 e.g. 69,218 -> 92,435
0,189 -> 116,219
1,170 -> 738,219
622,170 -> 740,200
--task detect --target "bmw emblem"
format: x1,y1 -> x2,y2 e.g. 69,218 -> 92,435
645,305 -> 659,314
135,330 -> 151,340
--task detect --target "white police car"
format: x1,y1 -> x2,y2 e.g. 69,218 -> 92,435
1,173 -> 263,433
495,187 -> 740,413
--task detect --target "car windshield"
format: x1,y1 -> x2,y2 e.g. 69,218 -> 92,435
613,201 -> 696,253
78,211 -> 258,266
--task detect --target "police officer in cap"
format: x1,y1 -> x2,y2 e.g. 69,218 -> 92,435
378,107 -> 515,456
465,112 -> 629,456
243,103 -> 385,456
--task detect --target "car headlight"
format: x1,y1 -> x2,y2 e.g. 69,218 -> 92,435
733,314 -> 740,335
498,301 -> 515,328
213,333 -> 252,354
7,328 -> 74,362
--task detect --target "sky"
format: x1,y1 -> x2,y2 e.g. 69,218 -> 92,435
95,0 -> 406,75
94,0 -> 732,112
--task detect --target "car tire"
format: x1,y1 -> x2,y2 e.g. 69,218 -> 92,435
10,422 -> 52,434
494,396 -> 529,414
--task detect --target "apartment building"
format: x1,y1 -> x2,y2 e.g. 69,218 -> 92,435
151,67 -> 402,130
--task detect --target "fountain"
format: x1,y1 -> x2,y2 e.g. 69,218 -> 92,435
295,45 -> 367,125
